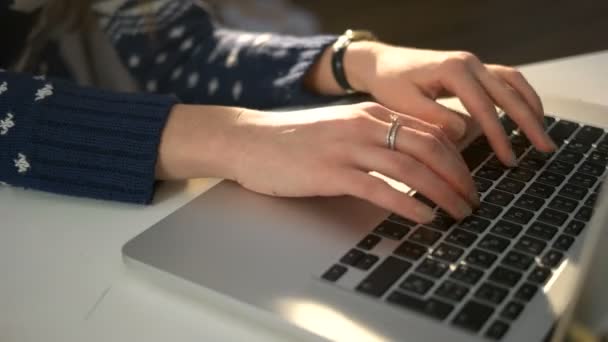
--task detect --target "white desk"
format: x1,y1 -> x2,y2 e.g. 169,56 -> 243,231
2,50 -> 608,342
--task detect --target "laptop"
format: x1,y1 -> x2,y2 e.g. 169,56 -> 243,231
123,96 -> 608,341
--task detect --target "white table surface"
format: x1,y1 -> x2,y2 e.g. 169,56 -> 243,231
2,50 -> 608,342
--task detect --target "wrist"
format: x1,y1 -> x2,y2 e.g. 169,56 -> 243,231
155,104 -> 247,181
342,40 -> 378,93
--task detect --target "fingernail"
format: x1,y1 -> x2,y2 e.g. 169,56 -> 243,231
451,117 -> 467,140
457,201 -> 473,218
470,192 -> 481,207
508,151 -> 518,167
415,205 -> 435,223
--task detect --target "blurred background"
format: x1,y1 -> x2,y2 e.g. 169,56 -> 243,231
211,0 -> 608,66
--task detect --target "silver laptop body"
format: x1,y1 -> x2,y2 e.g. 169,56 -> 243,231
124,97 -> 608,342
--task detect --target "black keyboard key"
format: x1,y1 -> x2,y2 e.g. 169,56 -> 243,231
512,144 -> 527,158
355,254 -> 380,270
537,171 -> 565,187
357,256 -> 412,297
548,119 -> 578,143
575,206 -> 593,222
556,150 -> 584,164
501,115 -> 518,134
452,300 -> 494,332
548,196 -> 579,213
543,116 -> 557,127
322,264 -> 347,282
465,249 -> 498,269
585,192 -> 598,207
546,160 -> 574,175
527,149 -> 554,161
387,291 -> 454,321
570,172 -> 597,189
475,282 -> 509,304
553,234 -> 575,251
479,234 -> 510,253
579,161 -> 605,177
574,125 -> 604,144
538,208 -> 568,226
475,202 -> 503,219
426,214 -> 456,231
414,192 -> 437,208
432,243 -> 465,262
458,216 -> 491,233
496,178 -> 526,194
501,301 -> 525,320
394,240 -> 428,260
503,207 -> 534,225
514,235 -> 547,256
526,182 -> 555,199
492,220 -> 523,239
597,137 -> 608,153
476,166 -> 505,180
399,274 -> 434,295
527,222 -> 558,240
529,266 -> 552,284
589,151 -> 608,166
520,156 -> 545,170
374,221 -> 410,240
484,190 -> 514,207
340,248 -> 365,266
387,214 -> 416,226
502,250 -> 534,271
542,250 -> 564,268
435,280 -> 469,302
416,258 -> 449,278
489,266 -> 522,287
514,283 -> 538,302
514,194 -> 545,211
357,234 -> 382,250
559,183 -> 587,200
508,167 -> 535,182
446,229 -> 478,247
565,139 -> 592,154
486,320 -> 510,340
564,220 -> 585,236
511,133 -> 531,148
451,264 -> 484,285
474,176 -> 493,193
410,227 -> 442,246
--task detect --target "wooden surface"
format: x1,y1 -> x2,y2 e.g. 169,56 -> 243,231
294,0 -> 608,66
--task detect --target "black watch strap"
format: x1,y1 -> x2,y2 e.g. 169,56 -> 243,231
331,30 -> 377,94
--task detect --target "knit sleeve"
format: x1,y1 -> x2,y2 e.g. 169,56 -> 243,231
93,0 -> 338,109
0,70 -> 177,203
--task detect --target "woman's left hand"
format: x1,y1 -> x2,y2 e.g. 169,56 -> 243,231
308,42 -> 557,166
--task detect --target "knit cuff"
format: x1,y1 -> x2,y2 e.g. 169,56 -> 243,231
0,71 -> 177,204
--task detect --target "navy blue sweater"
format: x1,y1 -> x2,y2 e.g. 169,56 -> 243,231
0,0 -> 336,203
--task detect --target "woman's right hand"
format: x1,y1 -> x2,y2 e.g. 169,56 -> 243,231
227,102 -> 480,223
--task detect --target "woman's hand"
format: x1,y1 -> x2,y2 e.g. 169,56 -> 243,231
307,42 -> 557,166
228,102 -> 480,223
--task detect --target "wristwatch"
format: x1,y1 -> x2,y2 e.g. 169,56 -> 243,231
331,29 -> 378,94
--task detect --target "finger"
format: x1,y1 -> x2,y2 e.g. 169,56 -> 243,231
340,169 -> 435,223
441,69 -> 516,167
488,65 -> 544,120
394,126 -> 479,206
384,88 -> 468,141
475,68 -> 555,152
361,102 -> 468,164
350,146 -> 473,219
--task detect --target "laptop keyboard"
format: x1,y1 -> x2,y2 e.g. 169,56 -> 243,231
321,114 -> 606,340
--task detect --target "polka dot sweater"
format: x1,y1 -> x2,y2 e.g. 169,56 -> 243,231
0,0 -> 337,203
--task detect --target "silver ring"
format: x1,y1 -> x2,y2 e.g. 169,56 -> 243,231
386,115 -> 401,150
